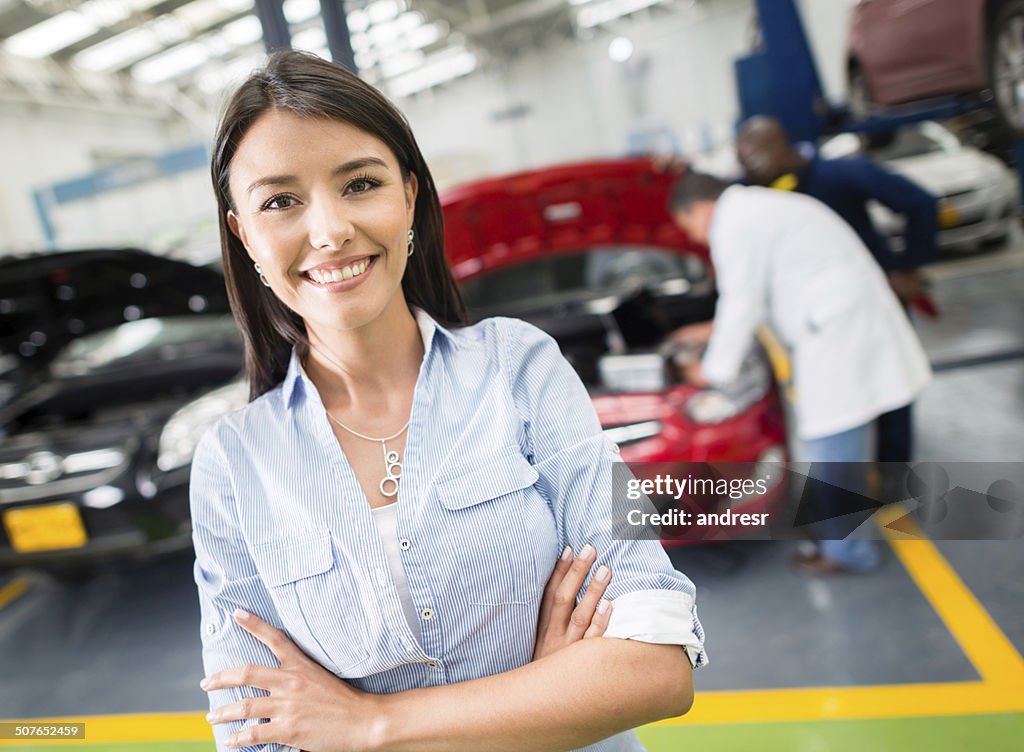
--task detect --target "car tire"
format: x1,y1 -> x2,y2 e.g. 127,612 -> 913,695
988,0 -> 1024,135
848,63 -> 874,121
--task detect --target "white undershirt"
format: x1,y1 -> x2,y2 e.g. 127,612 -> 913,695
369,501 -> 423,639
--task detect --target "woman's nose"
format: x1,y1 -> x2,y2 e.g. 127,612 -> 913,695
306,196 -> 354,250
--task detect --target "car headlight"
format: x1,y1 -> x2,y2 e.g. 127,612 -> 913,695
603,420 -> 663,447
157,379 -> 248,472
686,353 -> 770,424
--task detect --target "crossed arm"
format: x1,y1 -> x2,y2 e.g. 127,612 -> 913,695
202,548 -> 694,752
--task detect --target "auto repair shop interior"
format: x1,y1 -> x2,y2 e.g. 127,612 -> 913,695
0,0 -> 1022,750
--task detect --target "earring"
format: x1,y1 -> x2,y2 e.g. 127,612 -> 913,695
253,262 -> 271,288
407,229 -> 415,257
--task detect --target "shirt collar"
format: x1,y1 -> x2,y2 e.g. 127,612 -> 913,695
280,307 -> 455,408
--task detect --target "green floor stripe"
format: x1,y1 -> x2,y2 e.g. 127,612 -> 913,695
636,712 -> 1024,752
3,713 -> 1021,751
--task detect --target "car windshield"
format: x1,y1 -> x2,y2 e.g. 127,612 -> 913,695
866,124 -> 956,161
460,246 -> 708,316
50,315 -> 240,377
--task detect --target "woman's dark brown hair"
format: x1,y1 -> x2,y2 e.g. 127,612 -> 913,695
211,50 -> 467,400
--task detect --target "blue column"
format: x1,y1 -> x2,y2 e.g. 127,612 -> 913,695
319,0 -> 357,71
254,0 -> 291,52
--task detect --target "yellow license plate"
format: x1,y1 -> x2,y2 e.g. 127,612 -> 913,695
3,502 -> 88,553
939,201 -> 960,228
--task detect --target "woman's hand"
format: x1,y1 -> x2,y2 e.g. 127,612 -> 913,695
201,609 -> 381,751
532,545 -> 614,661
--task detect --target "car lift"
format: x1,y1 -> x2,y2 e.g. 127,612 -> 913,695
735,0 -> 1024,208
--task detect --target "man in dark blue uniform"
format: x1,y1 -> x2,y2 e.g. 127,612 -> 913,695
736,116 -> 938,478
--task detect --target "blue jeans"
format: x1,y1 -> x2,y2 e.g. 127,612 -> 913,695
800,421 -> 882,572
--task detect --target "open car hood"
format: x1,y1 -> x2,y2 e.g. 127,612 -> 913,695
440,158 -> 709,282
0,248 -> 230,369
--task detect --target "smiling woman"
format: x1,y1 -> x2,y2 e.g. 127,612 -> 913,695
193,50 -> 706,752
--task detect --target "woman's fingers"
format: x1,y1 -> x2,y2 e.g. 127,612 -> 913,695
553,544 -> 597,617
538,546 -> 574,627
207,695 -> 276,724
566,563 -> 611,641
232,609 -> 307,665
201,664 -> 277,693
224,719 -> 288,749
584,598 -> 614,639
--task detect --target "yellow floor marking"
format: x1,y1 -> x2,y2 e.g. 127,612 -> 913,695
656,680 -> 1024,726
875,503 -> 1024,686
0,578 -> 29,611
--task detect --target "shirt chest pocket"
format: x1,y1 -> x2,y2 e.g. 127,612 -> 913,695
252,531 -> 371,675
434,447 -> 545,607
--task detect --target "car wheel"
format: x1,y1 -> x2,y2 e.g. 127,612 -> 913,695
988,0 -> 1024,135
848,64 -> 874,121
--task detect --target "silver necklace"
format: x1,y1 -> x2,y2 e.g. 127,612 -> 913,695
308,341 -> 410,498
326,412 -> 409,498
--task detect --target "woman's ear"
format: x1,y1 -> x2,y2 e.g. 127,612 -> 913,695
404,172 -> 419,219
227,210 -> 250,250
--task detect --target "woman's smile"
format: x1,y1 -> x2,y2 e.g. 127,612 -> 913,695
301,254 -> 379,291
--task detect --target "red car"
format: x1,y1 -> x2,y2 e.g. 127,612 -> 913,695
441,159 -> 788,543
847,0 -> 1024,133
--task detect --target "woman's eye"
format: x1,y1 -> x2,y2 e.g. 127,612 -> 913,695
262,194 -> 297,211
348,177 -> 381,194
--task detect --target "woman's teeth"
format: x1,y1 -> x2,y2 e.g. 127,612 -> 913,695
307,258 -> 371,285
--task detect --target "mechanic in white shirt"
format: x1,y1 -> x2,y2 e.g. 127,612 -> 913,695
668,172 -> 931,574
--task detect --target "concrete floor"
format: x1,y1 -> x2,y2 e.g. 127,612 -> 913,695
0,239 -> 1022,749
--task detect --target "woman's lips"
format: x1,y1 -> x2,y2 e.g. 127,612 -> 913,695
302,255 -> 378,291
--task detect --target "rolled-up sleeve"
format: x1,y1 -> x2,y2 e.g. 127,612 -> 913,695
502,318 -> 708,668
190,425 -> 296,751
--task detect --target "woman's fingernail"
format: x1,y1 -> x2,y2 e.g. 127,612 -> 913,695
234,608 -> 250,622
200,678 -> 210,691
206,711 -> 219,723
595,565 -> 610,582
579,544 -> 596,560
561,545 -> 572,561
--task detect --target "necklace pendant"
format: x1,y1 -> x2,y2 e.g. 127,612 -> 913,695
379,443 -> 403,498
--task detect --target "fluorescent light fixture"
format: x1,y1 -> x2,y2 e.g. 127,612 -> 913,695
284,0 -> 320,24
407,21 -> 443,50
220,15 -> 264,47
176,0 -> 240,29
380,49 -> 424,78
389,46 -> 476,98
74,27 -> 162,71
394,10 -> 425,34
348,8 -> 369,33
195,52 -> 262,93
369,21 -> 399,45
576,0 -> 661,28
293,26 -> 328,53
4,11 -> 100,58
367,0 -> 402,25
133,41 -> 210,82
351,32 -> 371,51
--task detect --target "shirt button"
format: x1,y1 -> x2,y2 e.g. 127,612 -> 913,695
420,607 -> 434,621
612,443 -> 621,454
426,660 -> 439,669
399,538 -> 411,551
205,623 -> 217,636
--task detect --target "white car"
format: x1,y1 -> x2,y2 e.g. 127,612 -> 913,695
821,122 -> 1017,254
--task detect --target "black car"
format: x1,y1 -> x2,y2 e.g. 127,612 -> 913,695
0,250 -> 245,569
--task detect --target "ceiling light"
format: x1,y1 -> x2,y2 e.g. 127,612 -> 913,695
367,0 -> 402,25
576,0 -> 661,29
74,27 -> 162,71
284,0 -> 320,24
4,12 -> 99,58
348,8 -> 369,32
608,36 -> 633,62
388,46 -> 476,98
292,27 -> 328,53
132,41 -> 210,83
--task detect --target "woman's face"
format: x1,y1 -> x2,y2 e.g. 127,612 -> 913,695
226,108 -> 417,336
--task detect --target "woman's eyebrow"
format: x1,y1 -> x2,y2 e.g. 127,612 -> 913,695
245,157 -> 391,197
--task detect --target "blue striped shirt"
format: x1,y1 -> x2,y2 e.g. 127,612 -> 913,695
191,311 -> 707,752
